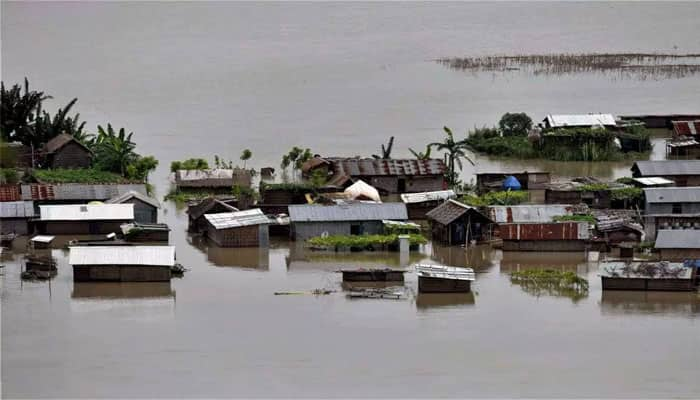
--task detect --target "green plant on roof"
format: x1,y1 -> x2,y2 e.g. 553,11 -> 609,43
462,190 -> 529,206
509,269 -> 589,302
170,158 -> 209,173
552,214 -> 595,224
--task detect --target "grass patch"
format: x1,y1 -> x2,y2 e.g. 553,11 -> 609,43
307,234 -> 427,250
32,168 -> 131,184
552,214 -> 596,224
510,269 -> 589,301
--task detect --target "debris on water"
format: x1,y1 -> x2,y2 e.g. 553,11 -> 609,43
171,263 -> 187,277
21,270 -> 52,281
346,287 -> 407,300
274,289 -> 335,296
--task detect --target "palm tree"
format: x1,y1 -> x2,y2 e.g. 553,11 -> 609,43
430,126 -> 474,187
0,78 -> 51,144
408,144 -> 432,160
240,149 -> 252,168
94,124 -> 137,175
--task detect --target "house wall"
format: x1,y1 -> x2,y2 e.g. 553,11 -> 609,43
37,220 -> 128,235
123,199 -> 157,224
50,142 -> 91,169
502,240 -> 587,251
642,216 -> 700,241
292,221 -> 384,241
659,248 -> 700,261
366,175 -> 444,194
0,218 -> 29,235
73,265 -> 171,282
646,202 -> 700,214
206,224 -> 268,247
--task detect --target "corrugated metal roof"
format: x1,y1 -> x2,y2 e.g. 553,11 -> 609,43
545,113 -> 617,128
327,158 -> 446,177
632,177 -> 675,186
40,204 -> 134,221
487,205 -> 573,223
344,180 -> 381,202
672,120 -> 700,136
69,245 -> 175,266
599,261 -> 692,279
400,190 -> 455,204
644,187 -> 700,203
632,160 -> 700,177
0,201 -> 35,218
204,208 -> 269,230
425,199 -> 485,225
176,168 -> 234,181
30,235 -> 55,243
21,184 -> 148,201
0,185 -> 21,202
654,229 -> 700,249
288,203 -> 407,222
415,264 -> 475,281
105,190 -> 160,208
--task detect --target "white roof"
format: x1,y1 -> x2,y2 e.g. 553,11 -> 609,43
204,208 -> 269,230
632,177 -> 675,186
0,201 -> 35,218
176,168 -> 233,181
30,235 -> 55,243
545,114 -> 616,128
400,190 -> 455,204
344,180 -> 381,203
415,264 -> 475,281
487,205 -> 573,223
39,204 -> 134,221
69,245 -> 175,266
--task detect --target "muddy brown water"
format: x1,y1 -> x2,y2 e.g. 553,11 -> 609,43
3,2 -> 700,398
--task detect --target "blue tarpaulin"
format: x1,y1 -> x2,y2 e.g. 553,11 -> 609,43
502,175 -> 522,191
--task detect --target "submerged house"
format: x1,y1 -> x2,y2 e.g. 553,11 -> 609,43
175,168 -> 251,190
543,114 -> 617,130
302,157 -> 446,194
204,208 -> 270,247
70,245 -> 176,282
487,205 -> 589,251
655,230 -> 700,261
401,189 -> 456,219
642,187 -> 700,241
631,160 -> 700,187
288,202 -> 408,241
0,201 -> 35,235
20,183 -> 148,203
425,199 -> 495,245
43,133 -> 92,169
187,197 -> 239,232
36,203 -> 134,234
106,190 -> 159,224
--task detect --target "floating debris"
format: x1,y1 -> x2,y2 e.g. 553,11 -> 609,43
21,270 -> 53,281
170,263 -> 187,277
274,289 -> 335,296
346,287 -> 407,300
437,53 -> 700,80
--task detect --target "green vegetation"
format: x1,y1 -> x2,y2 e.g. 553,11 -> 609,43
499,112 -> 533,137
610,186 -> 643,201
281,146 -> 313,181
464,133 -> 538,159
552,214 -> 596,224
0,168 -> 19,184
462,190 -> 529,206
510,269 -> 589,302
164,189 -> 221,203
372,136 -> 394,159
260,182 -> 316,193
240,149 -> 252,168
578,183 -> 611,192
430,126 -> 474,187
538,128 -> 621,161
32,168 -> 130,184
170,158 -> 209,173
307,234 -> 427,250
408,144 -> 433,160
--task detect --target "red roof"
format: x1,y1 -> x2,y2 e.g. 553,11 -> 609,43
672,120 -> 700,137
0,185 -> 21,202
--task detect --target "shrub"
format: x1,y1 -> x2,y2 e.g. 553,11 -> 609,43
0,168 -> 19,184
307,234 -> 427,249
170,158 -> 209,173
32,168 -> 130,184
462,190 -> 529,206
499,112 -> 533,137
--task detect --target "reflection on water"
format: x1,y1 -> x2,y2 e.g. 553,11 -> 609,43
430,243 -> 495,271
70,282 -> 176,318
72,282 -> 174,299
499,251 -> 587,273
286,243 -> 429,271
189,235 -> 269,269
416,292 -> 476,309
600,291 -> 700,316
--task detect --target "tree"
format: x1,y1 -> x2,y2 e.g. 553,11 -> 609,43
372,136 -> 394,159
126,155 -> 158,182
280,147 -> 313,181
0,78 -> 51,143
240,149 -> 252,168
408,144 -> 432,160
499,112 -> 533,137
93,124 -> 137,175
31,98 -> 82,147
430,126 -> 474,188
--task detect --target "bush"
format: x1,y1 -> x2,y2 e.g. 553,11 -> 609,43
32,168 -> 130,184
499,112 -> 532,137
552,214 -> 596,224
462,190 -> 529,206
610,187 -> 643,201
307,234 -> 427,249
170,158 -> 209,173
464,134 -> 537,159
0,168 -> 19,184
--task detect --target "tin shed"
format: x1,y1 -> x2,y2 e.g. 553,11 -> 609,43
204,208 -> 269,247
36,204 -> 134,234
70,245 -> 175,282
106,190 -> 159,224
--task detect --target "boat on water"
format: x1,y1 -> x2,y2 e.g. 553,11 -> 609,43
337,268 -> 406,282
415,264 -> 475,293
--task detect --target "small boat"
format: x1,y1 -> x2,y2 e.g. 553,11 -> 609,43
415,264 -> 475,293
346,287 -> 406,300
337,268 -> 406,282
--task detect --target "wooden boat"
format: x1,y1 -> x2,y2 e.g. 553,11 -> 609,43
415,264 -> 475,293
337,268 -> 405,282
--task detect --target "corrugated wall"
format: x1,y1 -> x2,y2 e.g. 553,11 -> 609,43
292,221 -> 384,241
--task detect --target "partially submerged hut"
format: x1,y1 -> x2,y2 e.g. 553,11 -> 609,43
425,199 -> 495,245
599,261 -> 696,291
401,190 -> 456,219
302,157 -> 446,194
204,208 -> 270,247
631,160 -> 700,186
43,133 -> 92,169
187,197 -> 238,232
175,168 -> 251,189
654,230 -> 700,261
69,245 -> 176,282
288,202 -> 408,241
642,187 -> 700,241
0,200 -> 35,235
543,113 -> 617,130
36,204 -> 134,234
106,190 -> 159,224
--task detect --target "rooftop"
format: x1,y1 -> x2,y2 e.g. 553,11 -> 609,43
288,202 -> 407,222
644,187 -> 700,203
632,160 -> 700,177
39,204 -> 134,221
487,204 -> 573,223
654,229 -> 700,249
105,190 -> 160,208
69,245 -> 175,266
400,190 -> 455,204
632,177 -> 675,187
204,208 -> 269,230
544,114 -> 617,128
21,183 -> 148,201
425,199 -> 490,225
44,133 -> 91,154
0,201 -> 35,218
307,157 -> 446,177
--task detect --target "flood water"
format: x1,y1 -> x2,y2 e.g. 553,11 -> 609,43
2,2 -> 700,398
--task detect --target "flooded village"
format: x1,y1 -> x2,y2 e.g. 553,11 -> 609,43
2,2 -> 700,398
